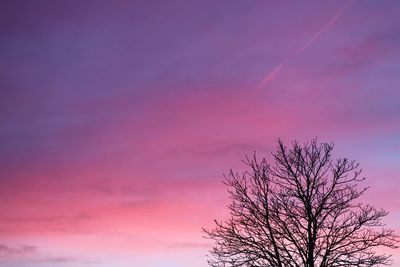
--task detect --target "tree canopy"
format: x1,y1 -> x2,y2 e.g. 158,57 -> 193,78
204,139 -> 399,267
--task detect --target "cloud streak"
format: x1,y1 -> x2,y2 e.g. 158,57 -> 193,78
258,0 -> 354,88
258,58 -> 288,89
0,244 -> 36,256
299,0 -> 354,51
0,1 -> 399,266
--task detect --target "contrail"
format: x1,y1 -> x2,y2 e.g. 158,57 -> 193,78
258,58 -> 288,87
299,0 -> 353,51
258,0 -> 353,89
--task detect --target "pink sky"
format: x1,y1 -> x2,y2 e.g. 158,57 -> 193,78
1,1 -> 399,266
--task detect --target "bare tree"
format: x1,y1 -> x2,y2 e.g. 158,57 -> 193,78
204,139 -> 399,267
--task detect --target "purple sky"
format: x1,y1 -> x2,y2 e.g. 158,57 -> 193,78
1,1 -> 400,266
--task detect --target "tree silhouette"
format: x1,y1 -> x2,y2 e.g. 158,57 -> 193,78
204,139 -> 399,267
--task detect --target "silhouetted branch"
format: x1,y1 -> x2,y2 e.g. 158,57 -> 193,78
204,139 -> 399,267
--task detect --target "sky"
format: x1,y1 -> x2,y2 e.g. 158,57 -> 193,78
0,0 -> 400,266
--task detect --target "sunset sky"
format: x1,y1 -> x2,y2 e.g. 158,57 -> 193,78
1,1 -> 400,266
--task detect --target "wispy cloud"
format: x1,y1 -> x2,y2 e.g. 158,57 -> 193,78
0,244 -> 99,265
35,257 -> 76,263
0,213 -> 93,224
1,1 -> 399,266
0,244 -> 36,256
166,241 -> 211,249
